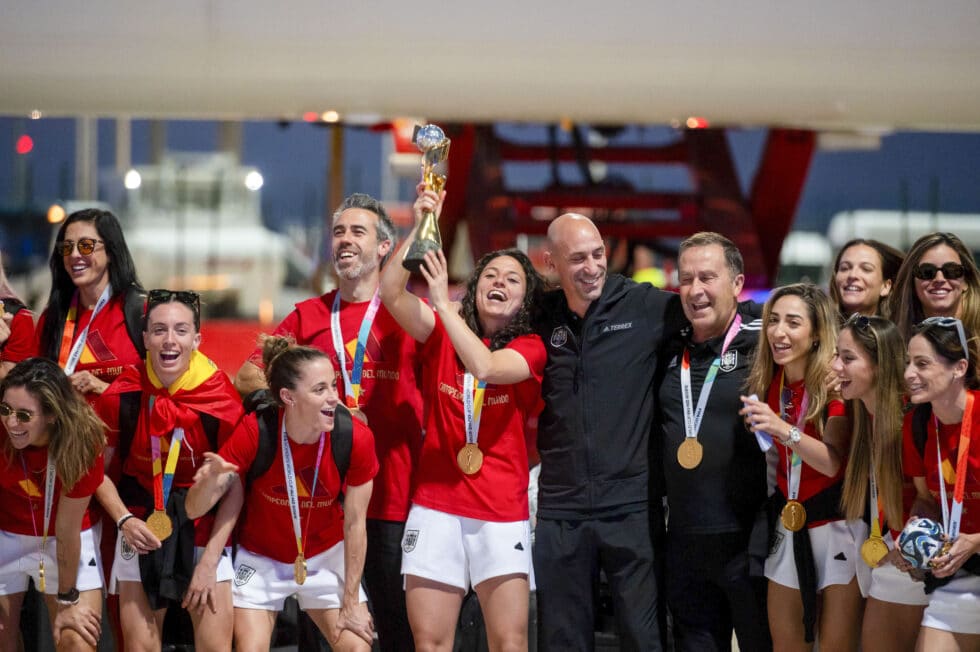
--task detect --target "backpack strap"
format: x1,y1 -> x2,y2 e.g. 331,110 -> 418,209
117,390 -> 143,466
912,403 -> 932,459
122,286 -> 147,359
0,297 -> 27,317
331,404 -> 354,500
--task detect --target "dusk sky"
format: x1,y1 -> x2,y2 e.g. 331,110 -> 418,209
2,117 -> 979,237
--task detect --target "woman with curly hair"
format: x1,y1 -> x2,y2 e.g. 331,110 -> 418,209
0,358 -> 107,650
380,186 -> 546,652
890,232 -> 980,342
740,284 -> 863,651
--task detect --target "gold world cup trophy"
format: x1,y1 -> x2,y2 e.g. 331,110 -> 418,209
403,124 -> 451,272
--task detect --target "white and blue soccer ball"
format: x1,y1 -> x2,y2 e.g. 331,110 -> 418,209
898,518 -> 946,569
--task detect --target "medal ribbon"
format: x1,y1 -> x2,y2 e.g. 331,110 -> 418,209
463,372 -> 487,446
20,453 -> 56,583
149,396 -> 185,514
59,284 -> 113,375
868,460 -> 884,541
331,291 -> 382,409
280,418 -> 326,561
779,371 -> 809,502
935,391 -> 974,539
680,314 -> 742,442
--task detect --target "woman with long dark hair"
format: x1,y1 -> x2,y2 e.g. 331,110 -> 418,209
829,238 -> 903,321
379,187 -> 546,652
833,315 -> 928,651
34,208 -> 144,401
740,284 -> 863,651
0,358 -> 106,650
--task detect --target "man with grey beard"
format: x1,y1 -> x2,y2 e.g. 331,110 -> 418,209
235,193 -> 423,651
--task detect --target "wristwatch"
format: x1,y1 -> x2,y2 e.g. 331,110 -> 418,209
785,426 -> 802,445
57,588 -> 80,606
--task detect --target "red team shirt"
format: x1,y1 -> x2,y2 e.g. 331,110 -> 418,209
249,291 -> 423,522
412,313 -> 545,523
34,296 -> 143,404
97,362 -> 244,546
767,377 -> 846,525
0,305 -> 36,365
0,446 -> 104,535
902,390 -> 980,534
219,410 -> 379,563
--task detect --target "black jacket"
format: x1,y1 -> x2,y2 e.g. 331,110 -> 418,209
536,274 -> 684,519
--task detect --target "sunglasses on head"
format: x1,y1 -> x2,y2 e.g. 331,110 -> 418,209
147,289 -> 201,313
55,238 -> 104,257
0,403 -> 37,424
915,316 -> 970,363
912,262 -> 966,281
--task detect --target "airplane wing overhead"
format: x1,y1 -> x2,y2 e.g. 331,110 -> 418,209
2,1 -> 979,129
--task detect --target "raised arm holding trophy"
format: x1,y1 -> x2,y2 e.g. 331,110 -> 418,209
402,124 -> 450,273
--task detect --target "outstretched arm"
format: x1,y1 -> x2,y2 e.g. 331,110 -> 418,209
185,451 -> 240,520
420,248 -> 532,385
335,480 -> 374,645
379,185 -> 441,343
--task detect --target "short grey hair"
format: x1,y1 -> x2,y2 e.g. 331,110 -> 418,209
678,231 -> 743,278
331,193 -> 397,265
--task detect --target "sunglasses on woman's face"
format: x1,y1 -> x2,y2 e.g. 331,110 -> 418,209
911,262 -> 966,281
0,403 -> 37,423
55,238 -> 104,257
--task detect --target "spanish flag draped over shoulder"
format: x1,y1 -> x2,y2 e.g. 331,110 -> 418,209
105,351 -> 243,438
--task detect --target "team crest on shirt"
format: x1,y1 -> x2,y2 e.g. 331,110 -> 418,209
667,355 -> 679,369
549,326 -> 568,348
120,537 -> 136,561
234,564 -> 256,586
720,350 -> 738,373
402,529 -> 419,553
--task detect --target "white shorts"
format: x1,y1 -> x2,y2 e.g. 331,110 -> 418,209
232,542 -> 367,611
0,527 -> 104,595
921,571 -> 980,634
868,535 -> 930,606
765,519 -> 860,591
400,504 -> 534,592
109,534 -> 233,594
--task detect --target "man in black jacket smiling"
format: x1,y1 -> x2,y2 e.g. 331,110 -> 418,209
534,213 -> 685,651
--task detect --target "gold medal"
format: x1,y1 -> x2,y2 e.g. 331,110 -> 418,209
781,500 -> 807,532
350,407 -> 368,425
457,443 -> 484,475
146,510 -> 173,541
38,560 -> 45,592
294,554 -> 307,585
860,536 -> 889,568
928,540 -> 954,569
677,439 -> 703,470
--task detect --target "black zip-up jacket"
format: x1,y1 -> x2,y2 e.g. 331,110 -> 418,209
536,274 -> 684,520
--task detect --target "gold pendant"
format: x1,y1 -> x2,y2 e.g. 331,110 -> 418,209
38,560 -> 45,592
456,443 -> 484,475
677,439 -> 704,470
294,554 -> 307,585
860,535 -> 889,568
781,500 -> 807,532
146,510 -> 173,541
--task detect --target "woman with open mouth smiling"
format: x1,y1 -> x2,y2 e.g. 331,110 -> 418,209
93,289 -> 244,652
380,186 -> 546,652
740,284 -> 862,651
891,232 -> 980,343
828,239 -> 903,321
833,315 -> 928,652
901,318 -> 980,650
0,358 -> 107,651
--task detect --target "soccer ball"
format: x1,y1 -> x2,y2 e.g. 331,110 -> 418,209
898,518 -> 946,569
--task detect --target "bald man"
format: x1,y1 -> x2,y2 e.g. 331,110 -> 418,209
534,214 -> 685,651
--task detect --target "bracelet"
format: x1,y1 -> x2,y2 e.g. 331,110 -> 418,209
116,513 -> 135,530
57,587 -> 80,606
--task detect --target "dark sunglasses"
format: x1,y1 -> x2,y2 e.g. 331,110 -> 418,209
147,289 -> 201,313
915,316 -> 970,363
912,262 -> 966,281
0,403 -> 37,423
55,238 -> 104,257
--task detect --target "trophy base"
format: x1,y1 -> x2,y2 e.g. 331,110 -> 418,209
402,238 -> 442,273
